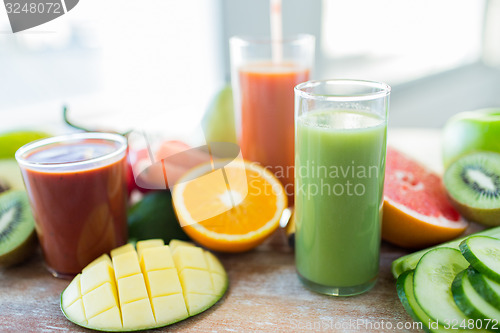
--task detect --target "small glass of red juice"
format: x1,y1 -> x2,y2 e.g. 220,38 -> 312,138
15,132 -> 128,279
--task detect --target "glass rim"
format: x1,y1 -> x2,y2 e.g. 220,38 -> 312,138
15,132 -> 127,170
295,79 -> 391,102
229,33 -> 315,47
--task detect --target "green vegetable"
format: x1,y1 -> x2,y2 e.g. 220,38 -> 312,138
452,268 -> 500,322
467,267 -> 500,309
392,227 -> 500,279
128,191 -> 189,243
396,271 -> 449,333
460,236 -> 500,284
413,248 -> 469,324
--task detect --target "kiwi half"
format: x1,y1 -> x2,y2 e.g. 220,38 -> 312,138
0,159 -> 25,194
0,190 -> 37,267
444,152 -> 500,227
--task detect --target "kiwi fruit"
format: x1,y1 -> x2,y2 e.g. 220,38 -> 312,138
0,159 -> 25,194
0,190 -> 37,267
444,152 -> 500,226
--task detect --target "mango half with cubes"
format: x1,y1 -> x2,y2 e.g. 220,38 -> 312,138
60,239 -> 228,331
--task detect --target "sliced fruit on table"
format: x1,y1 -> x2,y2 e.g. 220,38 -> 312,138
413,248 -> 469,324
467,266 -> 500,309
452,268 -> 500,322
172,159 -> 287,252
444,152 -> 500,227
391,227 -> 500,279
0,190 -> 37,267
460,236 -> 500,284
0,130 -> 50,159
61,238 -> 228,332
382,147 -> 468,249
127,190 -> 189,244
0,159 -> 25,194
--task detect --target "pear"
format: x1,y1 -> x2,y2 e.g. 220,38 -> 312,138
202,85 -> 237,145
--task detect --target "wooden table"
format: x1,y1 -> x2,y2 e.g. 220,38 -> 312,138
0,129 -> 453,332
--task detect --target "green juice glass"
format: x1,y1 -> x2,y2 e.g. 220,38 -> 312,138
294,79 -> 390,296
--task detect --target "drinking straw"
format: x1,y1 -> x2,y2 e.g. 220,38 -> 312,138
270,0 -> 283,64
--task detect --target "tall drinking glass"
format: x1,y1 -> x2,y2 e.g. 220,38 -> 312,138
230,34 -> 315,203
294,80 -> 390,296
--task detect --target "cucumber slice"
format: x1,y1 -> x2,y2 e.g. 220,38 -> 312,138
460,236 -> 500,284
414,247 -> 469,323
452,268 -> 500,325
392,227 -> 500,279
397,271 -> 447,333
468,267 -> 500,310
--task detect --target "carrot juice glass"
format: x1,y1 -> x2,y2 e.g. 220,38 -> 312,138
16,133 -> 128,278
230,35 -> 315,202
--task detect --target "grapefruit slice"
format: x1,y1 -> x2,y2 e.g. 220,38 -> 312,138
382,147 -> 468,249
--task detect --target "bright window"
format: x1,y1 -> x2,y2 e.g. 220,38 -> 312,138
321,0 -> 486,84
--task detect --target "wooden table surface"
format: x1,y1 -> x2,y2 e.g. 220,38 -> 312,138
0,129 -> 455,332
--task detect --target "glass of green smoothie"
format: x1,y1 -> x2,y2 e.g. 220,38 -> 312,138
294,79 -> 390,296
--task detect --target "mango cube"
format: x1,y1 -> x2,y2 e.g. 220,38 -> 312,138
136,239 -> 164,258
113,251 -> 141,279
110,243 -> 135,258
61,239 -> 228,331
211,273 -> 227,295
172,246 -> 208,272
82,282 -> 119,320
205,251 -> 226,275
145,269 -> 182,298
87,306 -> 122,330
121,298 -> 156,330
62,274 -> 81,308
152,294 -> 188,325
80,261 -> 115,295
184,293 -> 218,316
82,254 -> 112,273
117,273 -> 149,305
140,245 -> 175,271
64,299 -> 87,325
169,239 -> 195,254
179,269 -> 214,295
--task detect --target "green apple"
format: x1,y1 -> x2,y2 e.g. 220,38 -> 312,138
443,108 -> 500,168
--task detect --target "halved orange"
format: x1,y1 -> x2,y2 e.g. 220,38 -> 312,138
172,159 -> 287,252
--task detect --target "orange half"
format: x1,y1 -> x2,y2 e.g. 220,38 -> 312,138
172,159 -> 287,252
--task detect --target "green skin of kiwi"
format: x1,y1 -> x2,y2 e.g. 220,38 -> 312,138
0,190 -> 37,267
444,152 -> 500,227
60,278 -> 229,332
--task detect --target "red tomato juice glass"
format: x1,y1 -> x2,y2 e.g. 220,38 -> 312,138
15,132 -> 128,278
230,34 -> 315,203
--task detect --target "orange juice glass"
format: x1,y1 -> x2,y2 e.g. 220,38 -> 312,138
230,35 -> 315,202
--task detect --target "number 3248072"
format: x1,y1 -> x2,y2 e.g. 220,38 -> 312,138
5,2 -> 62,14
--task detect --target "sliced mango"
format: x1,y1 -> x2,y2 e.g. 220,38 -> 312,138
61,239 -> 228,331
